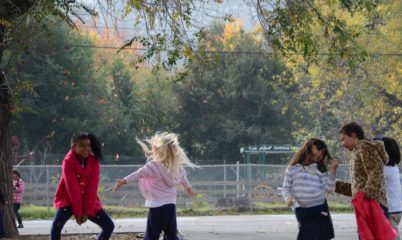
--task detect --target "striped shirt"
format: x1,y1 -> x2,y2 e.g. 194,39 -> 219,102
282,163 -> 335,208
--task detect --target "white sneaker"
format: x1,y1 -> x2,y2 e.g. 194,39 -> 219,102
157,231 -> 185,240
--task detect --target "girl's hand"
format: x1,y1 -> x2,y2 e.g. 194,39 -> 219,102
286,198 -> 295,207
112,179 -> 127,192
328,159 -> 339,175
186,188 -> 197,199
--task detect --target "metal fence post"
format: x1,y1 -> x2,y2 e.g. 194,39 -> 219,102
223,163 -> 227,198
236,161 -> 239,198
248,163 -> 253,211
29,165 -> 33,184
46,165 -> 50,215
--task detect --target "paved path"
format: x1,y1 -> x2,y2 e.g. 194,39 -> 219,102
19,214 -> 371,239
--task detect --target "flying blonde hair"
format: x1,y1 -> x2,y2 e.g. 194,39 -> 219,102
137,132 -> 197,176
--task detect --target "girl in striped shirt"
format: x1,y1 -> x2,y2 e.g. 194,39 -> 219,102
282,138 -> 338,240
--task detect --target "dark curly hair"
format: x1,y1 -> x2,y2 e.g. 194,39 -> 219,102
339,122 -> 365,140
71,132 -> 103,161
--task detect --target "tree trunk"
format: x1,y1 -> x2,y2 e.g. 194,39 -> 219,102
0,25 -> 18,238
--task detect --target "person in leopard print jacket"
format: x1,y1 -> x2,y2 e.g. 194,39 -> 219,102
335,122 -> 389,213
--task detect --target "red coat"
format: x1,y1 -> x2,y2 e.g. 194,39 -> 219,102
352,192 -> 397,240
54,150 -> 102,218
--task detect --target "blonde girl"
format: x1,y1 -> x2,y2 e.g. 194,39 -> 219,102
113,132 -> 196,240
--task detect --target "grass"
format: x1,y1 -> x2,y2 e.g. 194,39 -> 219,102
19,202 -> 353,220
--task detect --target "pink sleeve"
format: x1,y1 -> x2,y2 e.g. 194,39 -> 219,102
63,159 -> 83,219
20,180 -> 24,194
15,180 -> 24,195
123,162 -> 155,184
83,160 -> 100,216
180,169 -> 191,190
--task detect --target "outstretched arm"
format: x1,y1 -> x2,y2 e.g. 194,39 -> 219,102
334,180 -> 352,197
113,162 -> 155,192
180,171 -> 196,199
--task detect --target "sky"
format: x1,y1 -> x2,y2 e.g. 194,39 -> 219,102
77,0 -> 258,40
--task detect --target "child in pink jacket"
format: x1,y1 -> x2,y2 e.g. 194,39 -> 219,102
113,132 -> 197,240
13,169 -> 24,228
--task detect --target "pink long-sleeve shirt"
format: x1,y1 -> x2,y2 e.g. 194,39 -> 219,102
124,160 -> 191,208
13,179 -> 24,204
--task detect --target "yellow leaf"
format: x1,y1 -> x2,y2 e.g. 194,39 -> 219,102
183,45 -> 193,58
223,18 -> 243,44
308,64 -> 319,76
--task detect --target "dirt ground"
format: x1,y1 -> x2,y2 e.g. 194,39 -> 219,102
13,233 -> 144,240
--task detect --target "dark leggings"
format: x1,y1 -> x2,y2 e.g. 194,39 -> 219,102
50,207 -> 114,240
145,204 -> 178,240
13,203 -> 22,225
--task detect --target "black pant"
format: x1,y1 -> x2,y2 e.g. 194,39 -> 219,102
0,208 -> 5,238
145,204 -> 178,240
295,202 -> 335,240
13,203 -> 22,225
380,205 -> 390,219
50,207 -> 114,240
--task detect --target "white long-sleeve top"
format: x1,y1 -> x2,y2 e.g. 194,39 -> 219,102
384,166 -> 402,213
282,163 -> 335,208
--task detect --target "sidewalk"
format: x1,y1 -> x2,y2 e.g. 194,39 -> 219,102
19,214 -> 363,240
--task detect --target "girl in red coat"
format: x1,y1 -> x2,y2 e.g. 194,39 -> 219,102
50,133 -> 114,240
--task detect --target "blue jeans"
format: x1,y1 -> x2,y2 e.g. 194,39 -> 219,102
50,207 -> 114,240
145,204 -> 178,240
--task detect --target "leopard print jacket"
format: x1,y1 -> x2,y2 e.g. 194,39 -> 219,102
335,140 -> 389,207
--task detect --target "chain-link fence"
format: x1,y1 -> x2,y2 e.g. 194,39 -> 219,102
14,153 -> 149,166
14,164 -> 352,212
